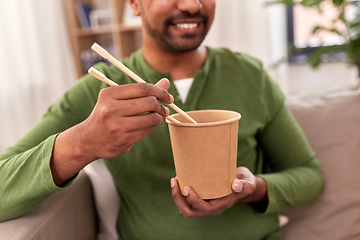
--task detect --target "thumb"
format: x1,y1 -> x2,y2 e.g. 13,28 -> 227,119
232,179 -> 244,193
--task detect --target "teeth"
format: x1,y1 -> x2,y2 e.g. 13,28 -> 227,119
175,23 -> 198,29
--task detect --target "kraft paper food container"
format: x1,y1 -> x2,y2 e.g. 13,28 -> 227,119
166,110 -> 241,199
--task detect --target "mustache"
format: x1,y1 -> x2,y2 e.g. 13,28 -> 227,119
164,11 -> 208,25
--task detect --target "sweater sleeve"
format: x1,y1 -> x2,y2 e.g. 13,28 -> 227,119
255,71 -> 325,214
0,134 -> 73,222
0,65 -> 107,222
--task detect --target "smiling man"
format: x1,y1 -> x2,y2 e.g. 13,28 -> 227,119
0,0 -> 324,239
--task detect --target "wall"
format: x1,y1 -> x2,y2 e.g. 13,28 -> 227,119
288,62 -> 358,94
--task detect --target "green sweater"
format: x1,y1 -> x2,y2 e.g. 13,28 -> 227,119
0,47 -> 324,239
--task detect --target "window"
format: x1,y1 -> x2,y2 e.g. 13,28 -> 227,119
286,1 -> 357,63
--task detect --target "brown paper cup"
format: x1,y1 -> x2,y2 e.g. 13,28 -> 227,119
166,110 -> 241,199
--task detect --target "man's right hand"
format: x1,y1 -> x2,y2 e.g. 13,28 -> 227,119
50,78 -> 173,186
79,79 -> 173,159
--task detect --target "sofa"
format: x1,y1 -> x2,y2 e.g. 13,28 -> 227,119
281,85 -> 360,240
0,171 -> 98,240
0,85 -> 359,240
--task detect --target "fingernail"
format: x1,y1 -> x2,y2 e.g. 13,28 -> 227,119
171,178 -> 175,188
169,94 -> 174,102
165,107 -> 170,116
183,187 -> 189,196
233,179 -> 244,193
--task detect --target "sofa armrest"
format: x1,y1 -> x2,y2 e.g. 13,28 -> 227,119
0,171 -> 98,240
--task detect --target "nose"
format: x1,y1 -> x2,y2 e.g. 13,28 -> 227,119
177,0 -> 202,15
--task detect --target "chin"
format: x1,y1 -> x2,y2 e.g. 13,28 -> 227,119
162,37 -> 205,53
167,45 -> 200,53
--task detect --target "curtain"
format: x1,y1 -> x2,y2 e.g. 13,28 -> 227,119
0,0 -> 77,152
203,0 -> 289,93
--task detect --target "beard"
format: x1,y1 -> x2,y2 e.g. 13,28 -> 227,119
142,11 -> 210,52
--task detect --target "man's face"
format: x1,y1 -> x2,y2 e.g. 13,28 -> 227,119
137,0 -> 216,52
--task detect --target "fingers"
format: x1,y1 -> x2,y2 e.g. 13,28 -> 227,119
235,167 -> 253,181
122,126 -> 157,152
98,82 -> 172,118
92,123 -> 158,159
184,187 -> 236,216
101,82 -> 174,104
171,167 -> 262,219
119,97 -> 170,118
155,78 -> 171,90
171,178 -> 237,218
81,79 -> 173,160
124,113 -> 165,132
232,179 -> 244,192
101,113 -> 164,145
232,167 -> 256,195
240,180 -> 255,195
232,179 -> 255,195
182,186 -> 212,216
171,178 -> 202,218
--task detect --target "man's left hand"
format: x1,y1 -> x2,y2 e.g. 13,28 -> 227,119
170,167 -> 268,218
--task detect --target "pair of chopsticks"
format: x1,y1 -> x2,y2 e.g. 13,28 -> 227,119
88,43 -> 197,124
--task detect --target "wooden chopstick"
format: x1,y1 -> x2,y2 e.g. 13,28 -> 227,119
88,67 -> 181,124
91,42 -> 197,124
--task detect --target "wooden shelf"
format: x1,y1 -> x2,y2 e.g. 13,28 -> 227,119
76,27 -> 113,36
120,24 -> 142,32
63,0 -> 142,78
76,24 -> 141,37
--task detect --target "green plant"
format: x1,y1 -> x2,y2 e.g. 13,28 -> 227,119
268,0 -> 360,76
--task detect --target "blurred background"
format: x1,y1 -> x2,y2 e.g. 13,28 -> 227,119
0,0 -> 358,152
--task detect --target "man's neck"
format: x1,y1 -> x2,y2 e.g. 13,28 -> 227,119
142,43 -> 207,81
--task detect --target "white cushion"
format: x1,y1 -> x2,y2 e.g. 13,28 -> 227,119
84,159 -> 119,240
